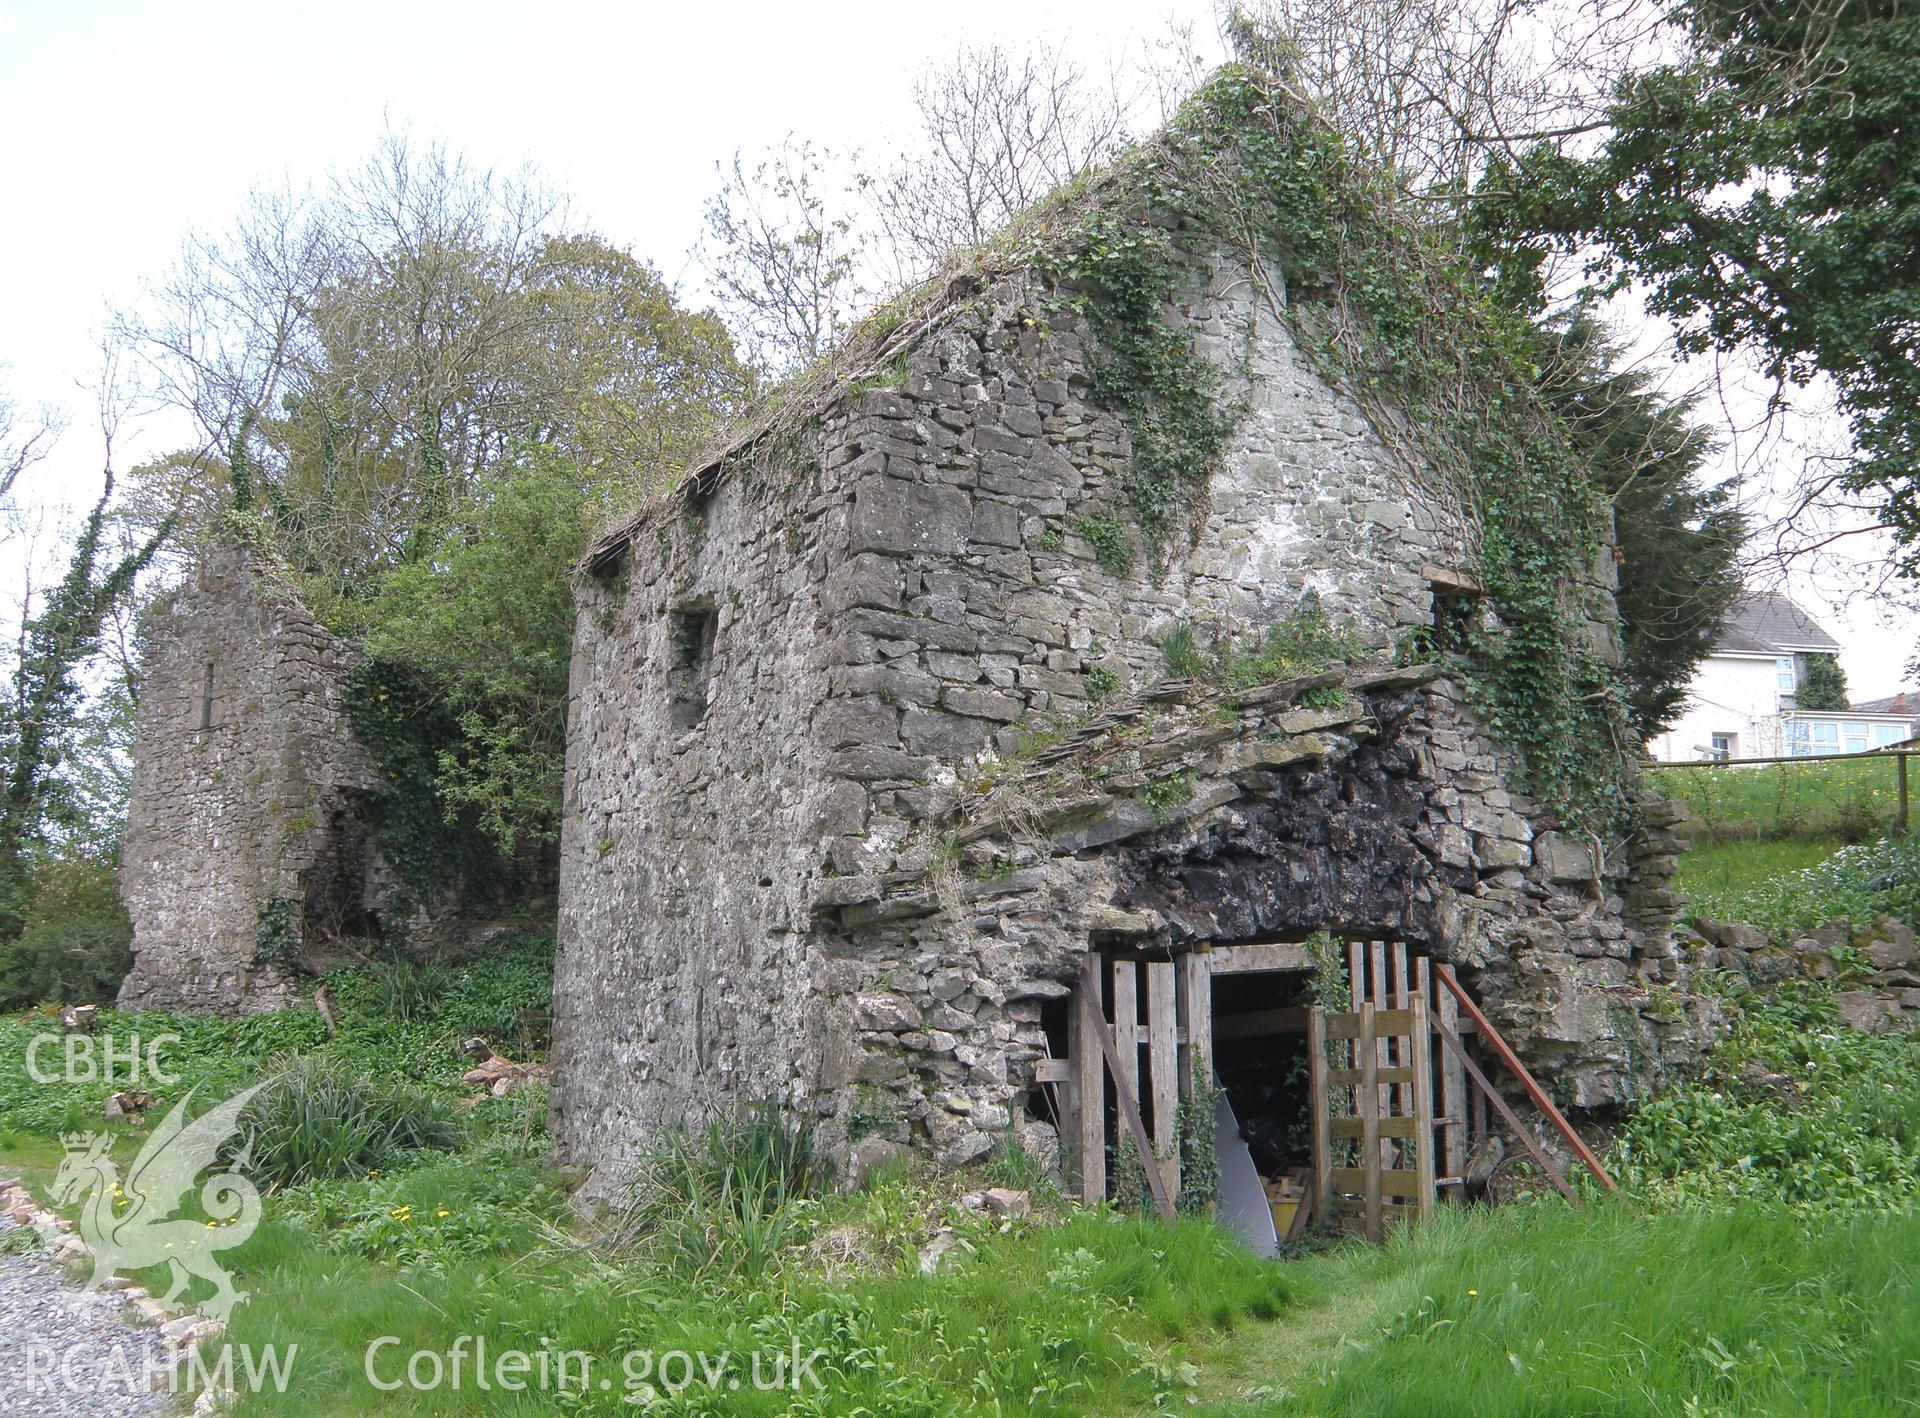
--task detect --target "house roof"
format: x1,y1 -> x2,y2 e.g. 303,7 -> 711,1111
1715,592 -> 1842,655
1850,691 -> 1919,718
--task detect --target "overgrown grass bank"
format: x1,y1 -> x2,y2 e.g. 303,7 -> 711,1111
7,916 -> 1920,1412
1656,756 -> 1909,844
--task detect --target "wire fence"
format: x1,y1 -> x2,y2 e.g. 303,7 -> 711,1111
1643,750 -> 1914,845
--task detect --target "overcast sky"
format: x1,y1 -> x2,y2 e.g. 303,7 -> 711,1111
1,0 -> 1910,696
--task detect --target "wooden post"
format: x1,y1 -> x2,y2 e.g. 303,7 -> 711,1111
1389,941 -> 1412,1117
1410,993 -> 1435,1222
1147,961 -> 1180,1200
1430,1011 -> 1579,1204
1179,952 -> 1212,1098
1369,941 -> 1390,1163
1358,1002 -> 1381,1242
1111,961 -> 1139,1106
1901,752 -> 1911,834
1072,960 -> 1106,1204
1078,959 -> 1175,1223
1434,965 -> 1617,1192
1309,1006 -> 1332,1226
1426,956 -> 1466,1185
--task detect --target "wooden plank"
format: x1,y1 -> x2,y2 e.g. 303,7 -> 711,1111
1078,958 -> 1174,1222
1347,938 -> 1364,1011
1327,1066 -> 1418,1086
1359,1003 -> 1382,1241
1330,1115 -> 1423,1139
1430,1009 -> 1578,1204
1148,961 -> 1179,1200
1390,941 -> 1412,1116
1206,942 -> 1311,975
1111,960 -> 1139,1109
1331,1166 -> 1428,1199
1309,1006 -> 1331,1227
1434,966 -> 1617,1192
1425,957 -> 1464,1185
1072,961 -> 1106,1205
1210,1007 -> 1310,1040
1034,1058 -> 1070,1085
1179,952 -> 1212,1100
1410,992 -> 1435,1222
1323,1008 -> 1422,1038
1369,942 -> 1389,1169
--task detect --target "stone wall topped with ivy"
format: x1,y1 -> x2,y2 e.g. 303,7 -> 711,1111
554,68 -> 1701,1185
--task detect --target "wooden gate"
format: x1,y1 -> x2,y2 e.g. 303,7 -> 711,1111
1043,937 -> 1615,1235
1308,996 -> 1435,1241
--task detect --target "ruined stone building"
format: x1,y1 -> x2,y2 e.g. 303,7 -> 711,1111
550,72 -> 1713,1195
119,542 -> 393,1013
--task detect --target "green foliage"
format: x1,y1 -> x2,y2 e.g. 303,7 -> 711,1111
0,462 -> 170,940
1037,67 -> 1642,829
0,854 -> 131,1010
1659,755 -> 1908,846
342,658 -> 507,915
1676,837 -> 1847,927
1075,511 -> 1138,576
1541,307 -> 1746,739
1798,653 -> 1851,712
348,446 -> 590,861
1083,662 -> 1121,700
1176,1057 -> 1222,1215
1682,836 -> 1920,941
1142,770 -> 1197,824
1045,204 -> 1235,563
252,895 -> 302,966
1161,594 -> 1361,689
1616,980 -> 1920,1213
1481,0 -> 1920,569
612,1100 -> 826,1278
231,1054 -> 463,1189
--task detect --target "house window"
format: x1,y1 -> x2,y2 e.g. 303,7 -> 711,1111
1776,657 -> 1796,693
1843,722 -> 1869,754
1811,721 -> 1840,753
1786,721 -> 1812,757
1709,732 -> 1735,761
1874,724 -> 1909,747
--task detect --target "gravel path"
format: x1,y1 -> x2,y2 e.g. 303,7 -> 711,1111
0,1215 -> 175,1416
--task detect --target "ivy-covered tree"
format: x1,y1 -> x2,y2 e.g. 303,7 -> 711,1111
1481,0 -> 1920,564
1797,653 -> 1850,712
1541,308 -> 1747,740
0,456 -> 170,939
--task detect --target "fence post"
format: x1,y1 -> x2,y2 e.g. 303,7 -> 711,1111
1900,752 -> 1910,834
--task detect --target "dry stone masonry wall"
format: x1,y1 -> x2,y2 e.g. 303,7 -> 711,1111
119,543 -> 388,1013
553,244 -> 1714,1185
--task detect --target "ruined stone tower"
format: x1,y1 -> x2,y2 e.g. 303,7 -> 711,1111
119,542 -> 388,1013
550,73 -> 1711,1190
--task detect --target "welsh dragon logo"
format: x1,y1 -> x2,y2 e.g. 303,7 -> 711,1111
50,1083 -> 266,1320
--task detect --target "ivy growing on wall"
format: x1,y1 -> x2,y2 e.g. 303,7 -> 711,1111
1033,67 -> 1637,836
342,660 -> 513,919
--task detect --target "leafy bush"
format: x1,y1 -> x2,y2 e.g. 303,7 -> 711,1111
1615,980 -> 1920,1214
231,1054 -> 462,1187
0,854 -> 132,1009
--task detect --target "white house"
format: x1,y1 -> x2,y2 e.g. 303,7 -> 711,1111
1647,592 -> 1919,762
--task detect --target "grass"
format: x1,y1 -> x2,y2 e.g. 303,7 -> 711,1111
8,911 -> 1920,1412
1654,755 -> 1909,845
1676,835 -> 1920,940
1677,837 -> 1845,924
